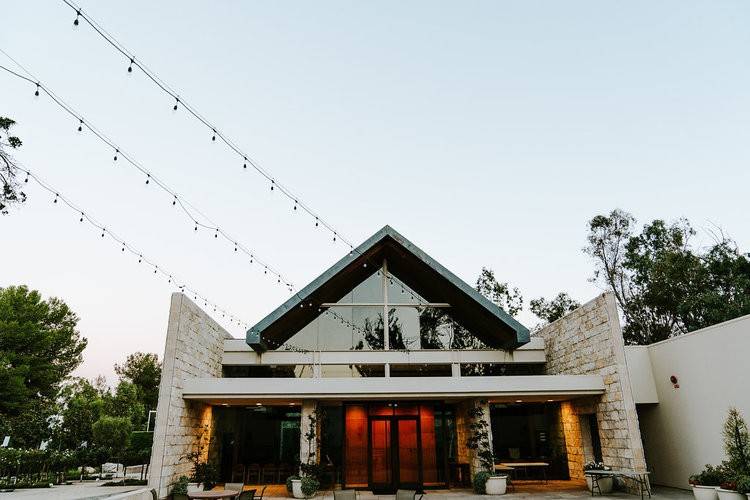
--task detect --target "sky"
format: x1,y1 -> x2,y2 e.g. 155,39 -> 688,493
2,1 -> 749,384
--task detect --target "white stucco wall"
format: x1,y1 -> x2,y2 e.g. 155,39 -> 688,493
632,314 -> 750,489
624,346 -> 658,404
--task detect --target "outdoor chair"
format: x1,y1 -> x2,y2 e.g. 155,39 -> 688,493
261,464 -> 278,484
225,482 -> 245,500
396,489 -> 423,500
239,488 -> 257,500
232,464 -> 246,482
256,484 -> 267,500
245,463 -> 261,484
333,489 -> 357,500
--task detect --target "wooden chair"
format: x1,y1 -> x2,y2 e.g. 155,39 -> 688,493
232,464 -> 246,483
261,464 -> 278,484
245,463 -> 261,484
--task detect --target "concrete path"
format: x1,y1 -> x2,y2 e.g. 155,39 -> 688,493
0,481 -> 140,499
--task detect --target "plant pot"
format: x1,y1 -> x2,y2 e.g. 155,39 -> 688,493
586,476 -> 613,494
485,475 -> 508,495
692,486 -> 719,500
187,483 -> 202,493
717,489 -> 745,500
292,479 -> 305,499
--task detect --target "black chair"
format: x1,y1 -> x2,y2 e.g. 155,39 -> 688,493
239,488 -> 257,500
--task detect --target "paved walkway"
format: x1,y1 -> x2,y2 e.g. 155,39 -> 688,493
0,481 -> 140,499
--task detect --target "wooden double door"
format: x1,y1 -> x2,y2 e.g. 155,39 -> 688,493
369,413 -> 422,492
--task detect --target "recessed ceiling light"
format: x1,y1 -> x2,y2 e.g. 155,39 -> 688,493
256,402 -> 262,406
547,399 -> 554,402
221,403 -> 229,406
515,400 -> 523,403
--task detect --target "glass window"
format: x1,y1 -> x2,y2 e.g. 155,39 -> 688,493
320,365 -> 385,377
390,364 -> 452,377
222,365 -> 314,378
460,363 -> 545,376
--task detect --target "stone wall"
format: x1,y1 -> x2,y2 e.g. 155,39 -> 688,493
536,292 -> 647,481
148,293 -> 232,499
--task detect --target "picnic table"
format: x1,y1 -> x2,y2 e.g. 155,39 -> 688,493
584,469 -> 651,500
187,490 -> 240,499
497,462 -> 549,483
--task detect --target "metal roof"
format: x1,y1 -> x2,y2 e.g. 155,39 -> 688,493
246,225 -> 530,352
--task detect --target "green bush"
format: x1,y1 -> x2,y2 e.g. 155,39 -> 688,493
472,470 -> 490,494
172,476 -> 189,495
689,463 -> 726,486
286,475 -> 299,494
300,476 -> 319,497
736,475 -> 750,494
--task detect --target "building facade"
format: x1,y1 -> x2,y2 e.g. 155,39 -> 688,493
148,226 -> 648,498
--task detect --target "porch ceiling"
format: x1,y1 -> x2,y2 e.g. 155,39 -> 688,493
182,374 -> 604,402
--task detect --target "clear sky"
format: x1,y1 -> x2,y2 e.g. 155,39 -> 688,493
2,1 -> 749,383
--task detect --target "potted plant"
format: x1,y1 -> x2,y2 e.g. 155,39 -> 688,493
718,480 -> 745,500
466,402 -> 507,495
584,462 -> 613,494
171,476 -> 189,500
689,464 -> 723,500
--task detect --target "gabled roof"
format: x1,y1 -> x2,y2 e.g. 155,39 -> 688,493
246,225 -> 530,352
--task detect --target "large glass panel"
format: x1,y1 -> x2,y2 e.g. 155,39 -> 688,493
460,363 -> 545,376
420,405 -> 439,486
223,365 -> 314,378
320,405 -> 343,488
390,364 -> 452,377
320,365 -> 385,377
344,405 -> 368,487
212,405 -> 301,483
281,306 -> 384,351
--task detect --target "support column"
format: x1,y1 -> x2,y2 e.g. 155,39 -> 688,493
457,399 -> 494,479
299,401 -> 319,470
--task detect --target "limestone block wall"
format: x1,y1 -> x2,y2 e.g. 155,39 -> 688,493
148,293 -> 232,499
536,292 -> 647,480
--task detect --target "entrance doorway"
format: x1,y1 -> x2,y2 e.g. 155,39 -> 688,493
370,415 -> 421,492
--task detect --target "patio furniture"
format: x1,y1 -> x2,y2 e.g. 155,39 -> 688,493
256,485 -> 267,500
187,490 -> 240,499
499,461 -> 549,483
333,489 -> 357,500
585,470 -> 651,500
395,489 -> 423,500
238,489 -> 256,500
232,464 -> 246,482
261,464 -> 278,484
245,463 -> 261,484
225,483 -> 245,500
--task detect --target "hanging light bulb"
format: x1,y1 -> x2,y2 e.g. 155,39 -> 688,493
194,223 -> 198,231
168,276 -> 172,283
270,180 -> 275,191
333,232 -> 337,242
214,228 -> 218,238
145,173 -> 150,184
34,83 -> 40,97
211,129 -> 216,141
234,243 -> 238,252
113,149 -> 118,161
250,255 -> 254,264
172,195 -> 177,206
154,266 -> 158,274
53,193 -> 58,204
138,255 -> 142,263
127,58 -> 134,73
73,9 -> 81,28
243,157 -> 247,169
122,243 -> 126,252
173,97 -> 179,111
24,173 -> 29,183
101,229 -> 105,238
77,119 -> 83,132
79,212 -> 84,222
315,217 -> 319,227
293,200 -> 297,211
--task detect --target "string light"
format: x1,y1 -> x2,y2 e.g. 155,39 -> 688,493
34,83 -> 40,97
53,193 -> 58,203
173,97 -> 179,111
0,60 -> 295,291
72,9 -> 80,27
127,58 -> 134,73
79,212 -> 84,222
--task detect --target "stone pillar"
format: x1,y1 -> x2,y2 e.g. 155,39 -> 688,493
457,399 -> 494,479
299,401 -> 319,470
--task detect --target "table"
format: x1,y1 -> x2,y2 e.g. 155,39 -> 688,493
585,470 -> 651,500
188,490 -> 240,499
498,462 -> 549,483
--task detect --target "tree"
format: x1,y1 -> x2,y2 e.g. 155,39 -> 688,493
57,378 -> 107,450
114,352 -> 161,425
584,209 -> 750,344
105,381 -> 145,428
0,285 -> 87,447
0,117 -> 26,214
722,407 -> 750,477
530,292 -> 581,324
92,415 -> 132,460
475,267 -> 524,316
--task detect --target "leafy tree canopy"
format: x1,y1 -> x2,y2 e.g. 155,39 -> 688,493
0,285 -> 87,447
584,209 -> 750,344
92,415 -> 132,459
0,116 -> 26,215
530,293 -> 581,324
114,352 -> 161,419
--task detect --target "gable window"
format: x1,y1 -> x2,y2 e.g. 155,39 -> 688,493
281,260 -> 489,351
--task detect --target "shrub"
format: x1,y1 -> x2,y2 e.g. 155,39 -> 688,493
689,464 -> 726,486
737,475 -> 750,495
584,461 -> 611,471
300,476 -> 319,497
286,475 -> 299,495
472,470 -> 490,494
172,476 -> 189,495
723,407 -> 750,477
